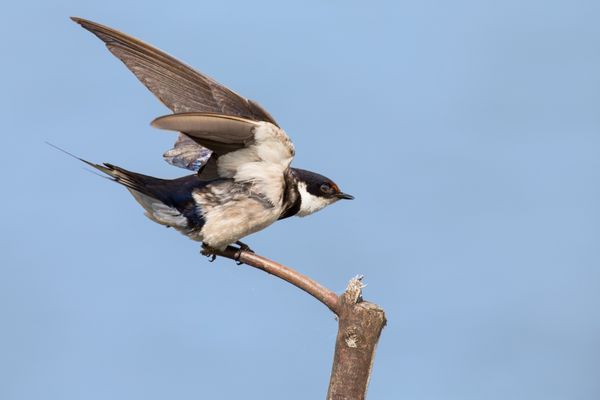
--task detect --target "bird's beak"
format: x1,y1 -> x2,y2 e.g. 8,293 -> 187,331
336,192 -> 355,200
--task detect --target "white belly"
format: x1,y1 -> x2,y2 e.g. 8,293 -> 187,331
194,195 -> 282,250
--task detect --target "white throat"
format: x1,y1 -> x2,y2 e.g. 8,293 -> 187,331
296,181 -> 336,217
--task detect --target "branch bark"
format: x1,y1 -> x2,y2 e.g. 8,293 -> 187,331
327,277 -> 387,400
211,246 -> 387,399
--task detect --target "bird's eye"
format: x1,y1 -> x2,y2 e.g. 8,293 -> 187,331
320,183 -> 332,193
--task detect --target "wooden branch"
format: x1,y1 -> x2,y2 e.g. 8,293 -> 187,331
210,246 -> 387,399
211,245 -> 340,313
327,277 -> 387,400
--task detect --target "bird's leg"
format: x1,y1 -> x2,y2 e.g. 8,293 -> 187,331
235,240 -> 254,253
200,243 -> 218,262
234,241 -> 255,265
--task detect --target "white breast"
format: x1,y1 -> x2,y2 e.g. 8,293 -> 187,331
194,188 -> 283,250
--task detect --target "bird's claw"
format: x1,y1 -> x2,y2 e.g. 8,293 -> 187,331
234,241 -> 255,265
235,241 -> 254,253
201,244 -> 217,262
234,248 -> 244,265
202,242 -> 253,265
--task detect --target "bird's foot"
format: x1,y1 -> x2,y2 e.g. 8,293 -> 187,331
234,241 -> 255,265
235,241 -> 255,253
201,244 -> 218,262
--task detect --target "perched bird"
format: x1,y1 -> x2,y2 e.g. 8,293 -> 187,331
66,17 -> 353,256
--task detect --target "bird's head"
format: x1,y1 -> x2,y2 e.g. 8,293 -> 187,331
291,168 -> 354,217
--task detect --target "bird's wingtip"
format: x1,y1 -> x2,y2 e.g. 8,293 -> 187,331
70,16 -> 100,30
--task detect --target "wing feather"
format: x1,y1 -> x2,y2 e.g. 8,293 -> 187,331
71,17 -> 278,125
152,112 -> 258,155
162,134 -> 212,171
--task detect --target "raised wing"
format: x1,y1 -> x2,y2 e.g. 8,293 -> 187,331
71,17 -> 278,123
71,17 -> 279,174
152,113 -> 294,200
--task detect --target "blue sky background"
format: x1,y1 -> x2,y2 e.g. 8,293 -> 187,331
1,1 -> 599,399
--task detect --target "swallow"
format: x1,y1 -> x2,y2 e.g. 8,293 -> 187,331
67,17 -> 354,255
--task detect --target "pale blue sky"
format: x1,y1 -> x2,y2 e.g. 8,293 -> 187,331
1,1 -> 599,399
